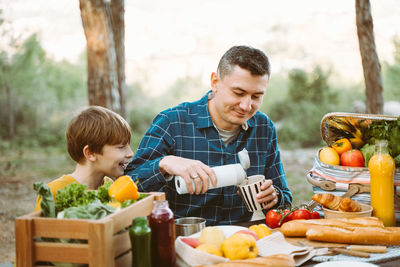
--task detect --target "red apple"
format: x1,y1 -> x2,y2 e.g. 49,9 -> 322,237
340,149 -> 365,167
236,229 -> 259,240
181,237 -> 201,248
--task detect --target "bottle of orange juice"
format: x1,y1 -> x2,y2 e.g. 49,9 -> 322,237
368,140 -> 396,226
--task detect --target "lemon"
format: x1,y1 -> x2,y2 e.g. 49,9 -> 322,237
319,147 -> 340,165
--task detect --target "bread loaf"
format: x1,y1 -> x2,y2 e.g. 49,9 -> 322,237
280,217 -> 384,237
306,226 -> 400,246
338,197 -> 362,212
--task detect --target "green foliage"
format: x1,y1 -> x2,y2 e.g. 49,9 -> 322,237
127,82 -> 160,136
0,31 -> 86,147
127,75 -> 206,148
268,67 -> 342,147
260,73 -> 288,112
382,36 -> 400,101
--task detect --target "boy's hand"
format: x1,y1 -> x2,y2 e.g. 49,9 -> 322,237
159,156 -> 217,195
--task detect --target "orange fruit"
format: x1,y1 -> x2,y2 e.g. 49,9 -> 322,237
319,147 -> 340,165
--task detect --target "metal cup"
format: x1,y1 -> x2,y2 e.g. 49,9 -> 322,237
175,217 -> 206,238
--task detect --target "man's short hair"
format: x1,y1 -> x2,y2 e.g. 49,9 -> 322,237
66,106 -> 131,163
217,45 -> 271,79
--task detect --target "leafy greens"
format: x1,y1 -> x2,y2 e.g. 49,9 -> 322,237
33,182 -> 56,218
364,116 -> 400,166
58,199 -> 115,220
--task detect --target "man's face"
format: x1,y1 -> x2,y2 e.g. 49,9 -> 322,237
209,66 -> 269,130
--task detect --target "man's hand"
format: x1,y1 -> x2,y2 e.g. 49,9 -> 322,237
256,180 -> 278,209
159,156 -> 217,195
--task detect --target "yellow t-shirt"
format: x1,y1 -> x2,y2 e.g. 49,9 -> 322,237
34,175 -> 79,212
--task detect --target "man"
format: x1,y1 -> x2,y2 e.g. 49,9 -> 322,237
125,45 -> 292,225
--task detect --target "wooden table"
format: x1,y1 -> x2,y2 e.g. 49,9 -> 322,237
237,219 -> 400,267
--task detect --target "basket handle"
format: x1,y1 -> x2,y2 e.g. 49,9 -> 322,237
306,172 -> 336,191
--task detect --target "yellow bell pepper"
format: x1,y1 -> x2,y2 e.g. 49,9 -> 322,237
248,224 -> 271,240
108,175 -> 139,202
221,233 -> 258,260
196,243 -> 223,257
107,200 -> 122,209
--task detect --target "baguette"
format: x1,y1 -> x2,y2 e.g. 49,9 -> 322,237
306,226 -> 400,246
280,217 -> 383,237
199,254 -> 295,267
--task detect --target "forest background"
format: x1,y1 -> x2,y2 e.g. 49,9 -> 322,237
1,0 -> 400,263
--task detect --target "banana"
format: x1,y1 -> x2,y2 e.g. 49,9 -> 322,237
324,116 -> 365,148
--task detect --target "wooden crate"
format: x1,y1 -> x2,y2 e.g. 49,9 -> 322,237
15,192 -> 165,267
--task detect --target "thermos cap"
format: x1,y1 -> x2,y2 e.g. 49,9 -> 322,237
238,148 -> 250,170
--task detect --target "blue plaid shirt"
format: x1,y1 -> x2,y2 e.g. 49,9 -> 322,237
125,91 -> 292,225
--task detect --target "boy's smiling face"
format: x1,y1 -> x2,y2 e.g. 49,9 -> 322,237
94,143 -> 134,179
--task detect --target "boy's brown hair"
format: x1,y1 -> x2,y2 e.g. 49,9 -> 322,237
66,106 -> 131,163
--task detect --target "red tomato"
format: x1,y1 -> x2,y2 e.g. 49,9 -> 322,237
340,149 -> 365,167
266,210 -> 283,229
310,211 -> 321,219
290,209 -> 311,220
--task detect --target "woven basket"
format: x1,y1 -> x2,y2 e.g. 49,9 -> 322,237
308,112 -> 400,220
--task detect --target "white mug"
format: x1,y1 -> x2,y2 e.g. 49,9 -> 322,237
238,175 -> 266,212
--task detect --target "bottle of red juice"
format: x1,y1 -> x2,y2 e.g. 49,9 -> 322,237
148,200 -> 176,267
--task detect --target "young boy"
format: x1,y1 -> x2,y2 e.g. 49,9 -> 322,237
34,105 -> 133,211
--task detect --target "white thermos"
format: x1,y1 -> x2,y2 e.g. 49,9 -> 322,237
175,149 -> 250,194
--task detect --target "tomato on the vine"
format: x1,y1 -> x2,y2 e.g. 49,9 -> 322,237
266,209 -> 282,229
310,211 -> 321,219
290,209 -> 311,220
281,209 -> 292,223
266,207 -> 321,228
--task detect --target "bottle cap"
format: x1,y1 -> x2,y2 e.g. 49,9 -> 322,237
133,216 -> 148,225
238,148 -> 250,170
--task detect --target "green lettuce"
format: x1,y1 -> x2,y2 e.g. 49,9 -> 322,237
58,199 -> 115,220
360,143 -> 375,167
364,116 -> 400,166
55,183 -> 98,214
96,180 -> 112,203
33,182 -> 56,218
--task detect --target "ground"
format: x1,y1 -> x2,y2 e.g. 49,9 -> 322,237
0,148 -> 316,264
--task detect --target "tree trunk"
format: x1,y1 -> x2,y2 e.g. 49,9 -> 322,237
110,0 -> 126,118
355,0 -> 383,114
79,0 -> 125,116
